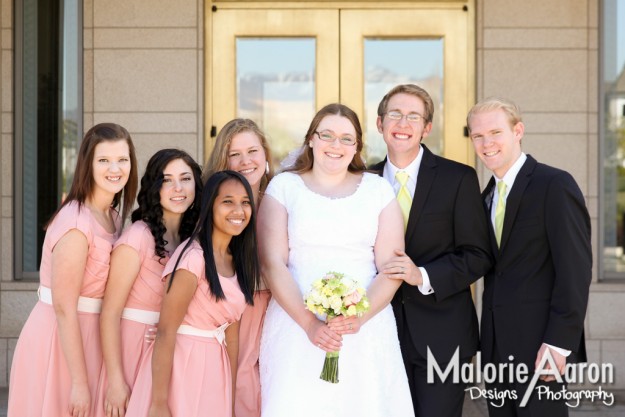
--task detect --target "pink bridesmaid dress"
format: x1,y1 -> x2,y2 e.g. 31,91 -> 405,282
8,201 -> 119,417
95,220 -> 167,416
235,289 -> 271,417
125,239 -> 247,417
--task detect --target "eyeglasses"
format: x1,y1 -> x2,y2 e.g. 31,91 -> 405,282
314,131 -> 357,146
384,111 -> 424,124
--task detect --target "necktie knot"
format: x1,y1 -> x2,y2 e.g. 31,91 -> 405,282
497,180 -> 507,196
395,171 -> 409,186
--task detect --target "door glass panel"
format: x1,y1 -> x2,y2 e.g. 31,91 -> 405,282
364,39 -> 443,165
237,38 -> 316,163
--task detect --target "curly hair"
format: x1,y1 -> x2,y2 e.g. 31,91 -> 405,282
131,149 -> 203,260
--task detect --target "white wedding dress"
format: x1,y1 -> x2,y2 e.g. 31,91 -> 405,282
260,172 -> 414,417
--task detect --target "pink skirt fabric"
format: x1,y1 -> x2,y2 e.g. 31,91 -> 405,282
125,333 -> 232,417
95,318 -> 154,416
8,302 -> 102,417
235,290 -> 271,417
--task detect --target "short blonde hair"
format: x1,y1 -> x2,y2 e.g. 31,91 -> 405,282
467,97 -> 523,133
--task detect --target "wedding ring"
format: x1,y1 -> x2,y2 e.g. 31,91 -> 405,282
317,343 -> 321,348
349,323 -> 353,330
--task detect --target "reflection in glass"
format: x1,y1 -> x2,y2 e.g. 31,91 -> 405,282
364,39 -> 443,165
237,38 -> 315,165
602,0 -> 625,277
61,0 -> 80,203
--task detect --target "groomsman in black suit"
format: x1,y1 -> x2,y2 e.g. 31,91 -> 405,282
371,84 -> 492,417
467,97 -> 592,416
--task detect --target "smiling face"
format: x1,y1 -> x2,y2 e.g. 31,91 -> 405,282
377,93 -> 432,167
310,114 -> 358,174
227,131 -> 267,191
212,179 -> 252,239
468,109 -> 524,179
160,158 -> 196,220
91,140 -> 131,198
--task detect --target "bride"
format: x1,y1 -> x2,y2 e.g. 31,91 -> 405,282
258,103 -> 414,416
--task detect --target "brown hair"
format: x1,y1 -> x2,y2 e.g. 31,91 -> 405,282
48,123 -> 138,226
203,118 -> 274,193
377,84 -> 435,124
286,103 -> 366,174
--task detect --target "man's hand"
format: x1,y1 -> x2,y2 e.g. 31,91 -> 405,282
535,343 -> 566,382
383,249 -> 422,286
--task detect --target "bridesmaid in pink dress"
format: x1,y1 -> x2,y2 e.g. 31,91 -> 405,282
125,170 -> 260,417
203,119 -> 273,417
97,149 -> 202,417
8,123 -> 138,417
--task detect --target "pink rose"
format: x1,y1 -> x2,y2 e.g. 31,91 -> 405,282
343,290 -> 363,307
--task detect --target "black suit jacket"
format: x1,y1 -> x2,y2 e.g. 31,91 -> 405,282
480,155 -> 592,367
372,145 -> 492,363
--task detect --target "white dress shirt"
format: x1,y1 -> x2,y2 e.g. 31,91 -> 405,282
383,146 -> 434,295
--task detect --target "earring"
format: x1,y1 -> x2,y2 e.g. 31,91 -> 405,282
265,161 -> 270,175
309,142 -> 313,148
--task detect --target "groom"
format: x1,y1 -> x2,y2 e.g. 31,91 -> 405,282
371,84 -> 492,417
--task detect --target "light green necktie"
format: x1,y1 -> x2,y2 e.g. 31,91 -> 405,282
395,171 -> 412,230
495,181 -> 507,247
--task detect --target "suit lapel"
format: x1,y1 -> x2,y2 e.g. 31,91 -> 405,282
498,156 -> 537,251
405,146 -> 437,243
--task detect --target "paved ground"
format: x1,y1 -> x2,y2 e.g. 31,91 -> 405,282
0,387 -> 622,416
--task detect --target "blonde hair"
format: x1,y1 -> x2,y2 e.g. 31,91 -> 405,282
203,118 -> 274,193
467,97 -> 523,133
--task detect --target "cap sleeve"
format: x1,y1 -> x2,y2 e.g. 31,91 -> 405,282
366,173 -> 396,211
163,239 -> 204,284
265,172 -> 296,207
114,221 -> 150,259
46,201 -> 93,249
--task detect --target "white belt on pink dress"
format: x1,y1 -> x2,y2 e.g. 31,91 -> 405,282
122,307 -> 160,325
177,323 -> 230,344
37,285 -> 102,314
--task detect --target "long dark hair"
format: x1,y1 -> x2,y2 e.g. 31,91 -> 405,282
48,123 -> 138,226
167,171 -> 259,305
131,149 -> 203,260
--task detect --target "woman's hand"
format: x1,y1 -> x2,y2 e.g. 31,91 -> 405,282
327,315 -> 362,335
68,382 -> 91,417
144,326 -> 157,343
104,381 -> 130,417
305,319 -> 342,353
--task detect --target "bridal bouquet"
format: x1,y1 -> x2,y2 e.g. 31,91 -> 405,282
303,271 -> 370,383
